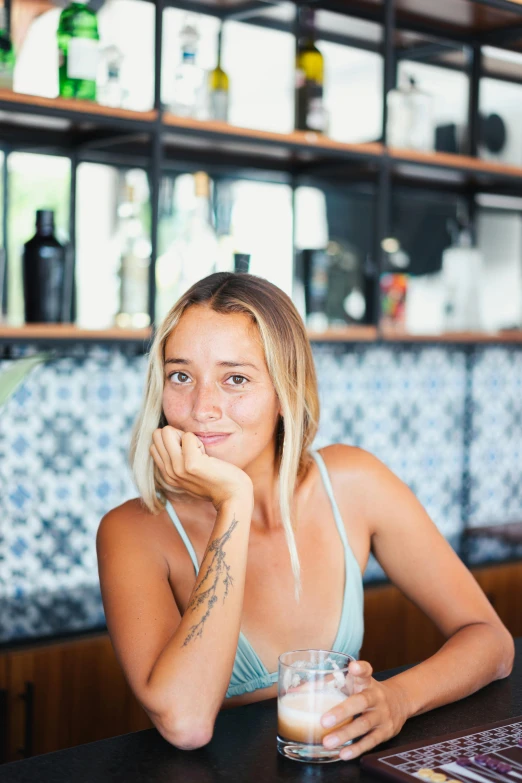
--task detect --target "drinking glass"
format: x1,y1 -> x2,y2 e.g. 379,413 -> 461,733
277,649 -> 355,763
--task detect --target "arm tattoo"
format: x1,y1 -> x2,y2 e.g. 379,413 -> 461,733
182,516 -> 239,646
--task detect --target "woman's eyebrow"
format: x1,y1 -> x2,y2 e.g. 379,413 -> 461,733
164,357 -> 259,370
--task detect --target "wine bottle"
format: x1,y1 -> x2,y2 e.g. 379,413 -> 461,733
208,27 -> 229,122
23,210 -> 68,323
57,0 -> 99,101
0,6 -> 15,90
295,6 -> 326,134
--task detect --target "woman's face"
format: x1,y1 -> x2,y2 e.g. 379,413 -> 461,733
162,305 -> 282,468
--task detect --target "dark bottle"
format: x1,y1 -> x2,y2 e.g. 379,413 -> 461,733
234,253 -> 250,273
295,6 -> 326,133
23,210 -> 68,323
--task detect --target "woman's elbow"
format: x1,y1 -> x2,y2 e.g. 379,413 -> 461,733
157,713 -> 215,750
496,631 -> 515,680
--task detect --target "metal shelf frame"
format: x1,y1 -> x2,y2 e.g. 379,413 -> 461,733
1,0 -> 522,333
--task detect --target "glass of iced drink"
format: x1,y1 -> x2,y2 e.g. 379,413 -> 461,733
277,649 -> 355,763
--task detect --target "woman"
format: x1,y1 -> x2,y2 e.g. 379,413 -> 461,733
97,272 -> 514,759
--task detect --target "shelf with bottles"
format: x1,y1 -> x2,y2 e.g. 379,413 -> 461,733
0,88 -> 157,128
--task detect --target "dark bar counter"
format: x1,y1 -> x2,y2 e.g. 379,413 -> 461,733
0,638 -> 520,783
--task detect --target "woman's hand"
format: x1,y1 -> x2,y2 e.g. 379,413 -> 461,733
150,426 -> 253,510
321,660 -> 409,761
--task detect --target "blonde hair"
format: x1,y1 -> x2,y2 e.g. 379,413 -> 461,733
130,272 -> 320,593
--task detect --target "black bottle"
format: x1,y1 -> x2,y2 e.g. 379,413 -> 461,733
23,210 -> 67,323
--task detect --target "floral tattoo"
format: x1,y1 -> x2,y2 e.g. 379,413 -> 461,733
182,516 -> 239,646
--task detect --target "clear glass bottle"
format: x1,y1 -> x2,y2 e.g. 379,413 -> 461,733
387,74 -> 433,151
0,6 -> 15,90
98,44 -> 127,108
115,180 -> 151,329
170,17 -> 206,118
208,27 -> 229,122
57,0 -> 100,101
295,6 -> 327,134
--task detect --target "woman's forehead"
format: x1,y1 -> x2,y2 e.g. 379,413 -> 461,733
165,307 -> 264,362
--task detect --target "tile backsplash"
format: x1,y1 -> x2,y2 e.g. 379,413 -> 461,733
1,342 -> 521,600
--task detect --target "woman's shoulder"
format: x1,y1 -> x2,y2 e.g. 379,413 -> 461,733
316,443 -> 383,480
315,444 -> 394,511
96,498 -> 168,556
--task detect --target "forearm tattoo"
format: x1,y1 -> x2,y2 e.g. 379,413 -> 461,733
182,516 -> 239,646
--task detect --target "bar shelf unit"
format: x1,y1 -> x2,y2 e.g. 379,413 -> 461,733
1,0 -> 522,343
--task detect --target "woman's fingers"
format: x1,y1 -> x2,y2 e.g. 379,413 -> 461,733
349,660 -> 374,693
150,443 -> 177,489
323,707 -> 378,749
159,426 -> 185,476
181,432 -> 207,470
151,430 -> 175,481
321,688 -> 376,730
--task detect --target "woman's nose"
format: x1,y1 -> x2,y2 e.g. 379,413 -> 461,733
191,385 -> 222,420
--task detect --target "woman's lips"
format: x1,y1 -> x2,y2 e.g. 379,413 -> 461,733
194,433 -> 232,445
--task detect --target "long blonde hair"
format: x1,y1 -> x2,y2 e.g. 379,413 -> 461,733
130,272 -> 320,592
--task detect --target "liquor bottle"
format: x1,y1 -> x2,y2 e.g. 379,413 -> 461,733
295,6 -> 327,134
170,17 -> 206,118
98,44 -> 127,108
0,6 -> 15,90
23,210 -> 68,323
57,0 -> 100,101
208,27 -> 229,122
115,183 -> 151,329
175,172 -> 219,297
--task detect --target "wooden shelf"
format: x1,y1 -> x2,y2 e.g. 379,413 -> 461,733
389,146 -> 522,185
307,326 -> 379,341
0,325 -> 153,342
381,328 -> 522,343
0,90 -> 157,123
2,325 -> 522,346
163,113 -> 384,170
321,0 -> 522,45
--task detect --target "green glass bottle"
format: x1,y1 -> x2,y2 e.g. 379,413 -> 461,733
0,6 -> 15,90
57,1 -> 99,101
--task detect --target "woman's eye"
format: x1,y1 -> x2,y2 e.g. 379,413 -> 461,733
170,372 -> 190,383
227,375 -> 248,386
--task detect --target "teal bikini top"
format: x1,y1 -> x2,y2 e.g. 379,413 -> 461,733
165,449 -> 364,699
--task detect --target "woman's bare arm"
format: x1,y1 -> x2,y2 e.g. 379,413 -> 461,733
343,445 -> 514,714
97,487 -> 253,750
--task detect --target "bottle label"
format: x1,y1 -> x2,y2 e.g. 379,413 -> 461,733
296,82 -> 326,132
295,68 -> 306,90
210,89 -> 228,122
67,38 -> 99,81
